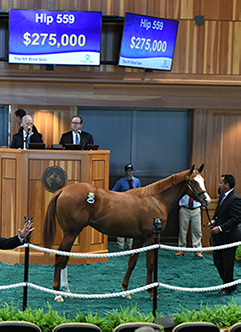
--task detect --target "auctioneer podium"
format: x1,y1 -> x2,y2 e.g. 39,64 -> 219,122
0,148 -> 110,265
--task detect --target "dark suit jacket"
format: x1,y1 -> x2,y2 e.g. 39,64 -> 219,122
59,130 -> 94,149
19,124 -> 39,133
10,131 -> 43,149
0,235 -> 21,249
212,189 -> 241,245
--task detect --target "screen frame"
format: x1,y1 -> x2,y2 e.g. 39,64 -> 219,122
8,9 -> 102,66
118,12 -> 179,71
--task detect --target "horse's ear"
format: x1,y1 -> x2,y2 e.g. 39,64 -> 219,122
189,165 -> 195,174
198,164 -> 204,173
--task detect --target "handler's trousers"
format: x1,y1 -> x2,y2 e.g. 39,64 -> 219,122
178,206 -> 202,252
117,237 -> 133,249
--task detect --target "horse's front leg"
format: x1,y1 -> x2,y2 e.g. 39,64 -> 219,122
122,238 -> 144,299
122,252 -> 140,299
146,246 -> 155,300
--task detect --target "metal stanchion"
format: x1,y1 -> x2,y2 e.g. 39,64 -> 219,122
152,217 -> 162,318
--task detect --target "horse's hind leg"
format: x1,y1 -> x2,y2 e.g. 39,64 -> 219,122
53,234 -> 78,301
61,266 -> 70,292
122,239 -> 144,299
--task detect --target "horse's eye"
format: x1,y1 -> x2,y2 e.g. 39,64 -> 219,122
191,180 -> 196,184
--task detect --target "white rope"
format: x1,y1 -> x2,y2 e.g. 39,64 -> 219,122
25,241 -> 241,257
159,241 -> 241,252
158,280 -> 241,292
2,280 -> 240,299
27,282 -> 159,299
0,283 -> 26,290
27,243 -> 159,257
4,240 -> 239,300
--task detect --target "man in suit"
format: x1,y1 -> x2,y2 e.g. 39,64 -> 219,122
59,115 -> 94,149
208,174 -> 241,296
10,115 -> 43,149
14,108 -> 39,133
0,219 -> 33,249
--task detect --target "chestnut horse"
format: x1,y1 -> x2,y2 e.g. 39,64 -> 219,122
43,164 -> 211,300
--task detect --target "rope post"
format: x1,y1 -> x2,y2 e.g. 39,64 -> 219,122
152,217 -> 162,318
23,230 -> 31,311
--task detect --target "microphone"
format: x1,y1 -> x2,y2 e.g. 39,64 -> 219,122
78,131 -> 85,149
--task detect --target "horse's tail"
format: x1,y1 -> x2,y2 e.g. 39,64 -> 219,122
43,190 -> 62,248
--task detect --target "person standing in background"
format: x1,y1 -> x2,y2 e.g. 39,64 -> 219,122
14,108 -> 39,133
14,108 -> 26,131
175,194 -> 203,258
112,163 -> 141,250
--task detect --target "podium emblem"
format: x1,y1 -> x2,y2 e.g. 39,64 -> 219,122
42,166 -> 67,192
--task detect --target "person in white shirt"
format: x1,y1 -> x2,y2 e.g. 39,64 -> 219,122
175,194 -> 203,258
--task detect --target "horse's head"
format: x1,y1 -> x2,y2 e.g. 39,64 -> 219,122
186,164 -> 211,207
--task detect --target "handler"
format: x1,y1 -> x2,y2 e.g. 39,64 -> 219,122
208,173 -> 241,296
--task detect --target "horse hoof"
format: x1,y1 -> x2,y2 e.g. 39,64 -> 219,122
122,293 -> 132,299
65,294 -> 74,299
150,295 -> 159,301
54,295 -> 64,302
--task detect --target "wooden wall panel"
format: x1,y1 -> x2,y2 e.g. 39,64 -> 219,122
192,109 -> 241,198
28,179 -> 45,245
1,179 -> 16,237
233,22 -> 241,74
55,160 -> 81,181
29,160 -> 54,179
200,0 -> 236,21
172,20 -> 199,73
2,158 -> 16,178
198,21 -> 237,75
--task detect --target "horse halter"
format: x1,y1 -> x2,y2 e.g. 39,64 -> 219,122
186,174 -> 208,207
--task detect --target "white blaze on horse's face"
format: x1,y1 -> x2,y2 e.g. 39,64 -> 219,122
194,174 -> 211,205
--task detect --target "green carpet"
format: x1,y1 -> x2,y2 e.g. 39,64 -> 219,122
1,242 -> 241,318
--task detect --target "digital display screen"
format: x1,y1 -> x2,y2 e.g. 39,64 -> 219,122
118,13 -> 179,71
9,9 -> 102,65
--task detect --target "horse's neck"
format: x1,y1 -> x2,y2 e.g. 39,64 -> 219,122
157,179 -> 187,214
141,169 -> 189,196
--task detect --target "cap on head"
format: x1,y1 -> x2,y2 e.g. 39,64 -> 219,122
125,163 -> 134,171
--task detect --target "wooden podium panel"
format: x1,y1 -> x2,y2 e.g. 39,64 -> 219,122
0,148 -> 110,265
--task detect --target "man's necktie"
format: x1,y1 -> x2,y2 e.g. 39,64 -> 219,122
219,194 -> 226,206
26,135 -> 29,149
75,134 -> 80,145
188,196 -> 194,208
128,179 -> 133,189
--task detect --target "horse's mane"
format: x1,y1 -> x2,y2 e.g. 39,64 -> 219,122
131,169 -> 190,197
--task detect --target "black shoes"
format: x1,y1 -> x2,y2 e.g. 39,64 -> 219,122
217,285 -> 237,296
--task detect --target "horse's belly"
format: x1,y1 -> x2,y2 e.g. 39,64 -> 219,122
89,217 -> 145,238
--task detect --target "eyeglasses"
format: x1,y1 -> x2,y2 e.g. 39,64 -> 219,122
71,122 -> 81,125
